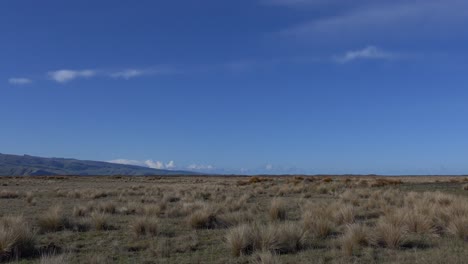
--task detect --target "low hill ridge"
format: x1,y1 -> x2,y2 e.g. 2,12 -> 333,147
0,153 -> 196,176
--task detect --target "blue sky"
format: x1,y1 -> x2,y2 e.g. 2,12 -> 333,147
2,0 -> 468,174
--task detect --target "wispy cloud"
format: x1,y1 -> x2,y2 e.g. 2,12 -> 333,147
187,164 -> 214,170
262,0 -> 343,8
108,159 -> 176,170
8,77 -> 32,85
110,69 -> 145,79
279,0 -> 468,43
144,160 -> 165,169
48,69 -> 96,83
108,159 -> 144,166
334,46 -> 395,63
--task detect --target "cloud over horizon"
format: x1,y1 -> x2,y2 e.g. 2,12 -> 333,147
108,159 -> 177,170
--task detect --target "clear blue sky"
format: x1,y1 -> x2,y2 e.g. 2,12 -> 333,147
2,0 -> 468,174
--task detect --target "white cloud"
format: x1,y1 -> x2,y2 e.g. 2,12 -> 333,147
263,0 -> 336,7
145,160 -> 165,169
279,0 -> 468,43
265,164 -> 273,170
48,69 -> 96,83
8,77 -> 32,85
187,164 -> 214,170
165,160 -> 176,169
109,67 -> 178,79
334,46 -> 394,63
108,159 -> 177,170
108,159 -> 144,166
110,69 -> 145,79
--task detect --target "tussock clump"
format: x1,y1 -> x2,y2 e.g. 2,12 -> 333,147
372,213 -> 408,249
39,253 -> 69,264
334,204 -> 355,225
90,212 -> 111,231
403,209 -> 435,235
25,192 -> 36,206
225,194 -> 250,212
82,254 -> 109,264
226,224 -> 253,256
341,224 -> 369,256
188,205 -> 223,229
302,204 -> 335,238
251,251 -> 281,264
73,205 -> 89,217
266,222 -> 305,254
38,206 -> 70,232
141,204 -> 165,216
131,217 -> 159,237
0,190 -> 19,199
447,215 -> 468,240
463,184 -> 468,191
163,194 -> 181,203
90,190 -> 109,199
96,202 -> 117,214
225,222 -> 305,257
218,211 -> 254,227
269,199 -> 287,221
0,216 -> 36,260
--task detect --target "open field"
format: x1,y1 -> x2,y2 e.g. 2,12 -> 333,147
0,175 -> 467,264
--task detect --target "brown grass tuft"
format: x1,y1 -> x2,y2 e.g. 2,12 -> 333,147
90,212 -> 111,231
39,253 -> 70,264
0,216 -> 36,260
251,251 -> 281,264
131,217 -> 159,237
188,205 -> 223,229
372,214 -> 408,249
38,206 -> 70,232
447,215 -> 468,240
341,224 -> 369,256
269,199 -> 287,221
226,224 -> 253,257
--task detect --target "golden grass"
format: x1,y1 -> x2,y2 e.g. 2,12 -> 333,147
38,206 -> 70,232
0,175 -> 467,263
0,216 -> 35,260
341,223 -> 369,256
269,199 -> 287,221
251,251 -> 281,264
90,212 -> 110,231
131,217 -> 159,237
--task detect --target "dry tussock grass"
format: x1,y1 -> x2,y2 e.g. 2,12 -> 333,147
0,216 -> 36,260
90,212 -> 111,230
251,251 -> 281,264
341,223 -> 369,256
225,222 -> 305,257
131,216 -> 159,237
1,176 -> 467,262
39,253 -> 69,264
38,206 -> 70,232
0,190 -> 19,199
269,199 -> 287,221
188,204 -> 224,229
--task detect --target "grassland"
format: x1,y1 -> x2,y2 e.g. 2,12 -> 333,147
0,175 -> 467,263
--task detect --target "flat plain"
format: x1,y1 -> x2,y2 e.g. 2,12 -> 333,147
0,175 -> 467,263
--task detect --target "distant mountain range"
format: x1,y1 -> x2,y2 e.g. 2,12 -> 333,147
0,153 -> 196,176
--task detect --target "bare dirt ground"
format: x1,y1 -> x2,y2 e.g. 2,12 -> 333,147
0,175 -> 467,263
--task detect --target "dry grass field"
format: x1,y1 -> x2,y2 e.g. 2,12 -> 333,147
0,175 -> 467,264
